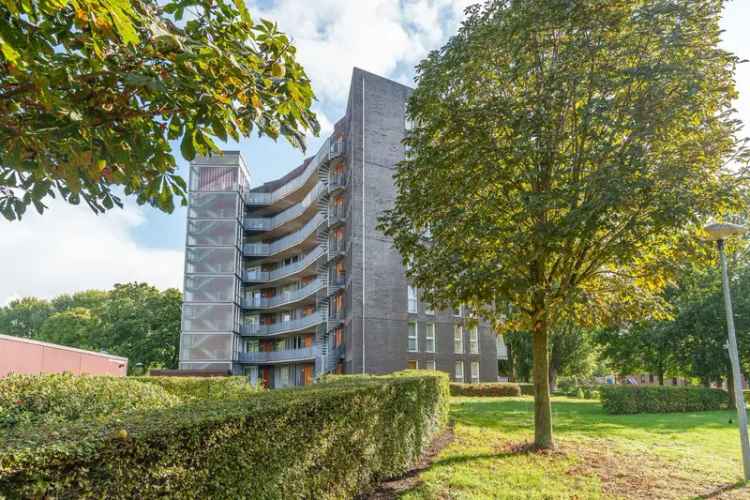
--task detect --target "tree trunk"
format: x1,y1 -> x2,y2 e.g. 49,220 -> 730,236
549,365 -> 558,393
657,370 -> 664,386
532,324 -> 554,449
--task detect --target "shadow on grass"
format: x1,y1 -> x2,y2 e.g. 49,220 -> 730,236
450,398 -> 736,438
693,480 -> 748,499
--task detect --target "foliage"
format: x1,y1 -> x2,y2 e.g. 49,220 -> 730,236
0,283 -> 181,372
378,0 -> 747,448
0,0 -> 319,220
518,383 -> 534,396
450,382 -> 521,397
0,373 -> 180,430
133,376 -> 260,402
600,385 -> 728,414
0,372 -> 449,498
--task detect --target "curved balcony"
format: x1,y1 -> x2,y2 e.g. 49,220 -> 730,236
327,238 -> 348,261
240,312 -> 325,337
245,136 -> 343,207
241,278 -> 325,310
328,172 -> 349,194
328,204 -> 348,228
244,182 -> 327,233
243,212 -> 325,258
238,346 -> 318,364
244,246 -> 324,284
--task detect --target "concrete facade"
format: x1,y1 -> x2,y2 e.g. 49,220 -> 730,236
179,68 -> 501,386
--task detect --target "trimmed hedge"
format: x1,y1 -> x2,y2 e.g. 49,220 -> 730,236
450,382 -> 521,397
0,373 -> 180,430
0,371 -> 449,498
600,385 -> 729,414
519,383 -> 534,396
133,376 -> 260,402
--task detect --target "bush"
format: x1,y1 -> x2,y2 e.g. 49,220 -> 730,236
0,371 -> 449,498
575,387 -> 585,399
0,373 -> 180,430
518,383 -> 534,396
133,376 -> 260,402
450,382 -> 521,397
600,385 -> 728,414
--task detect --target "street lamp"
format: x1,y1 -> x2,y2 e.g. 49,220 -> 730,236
704,222 -> 750,480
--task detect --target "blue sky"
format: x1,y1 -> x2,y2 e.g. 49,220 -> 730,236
2,0 -> 750,304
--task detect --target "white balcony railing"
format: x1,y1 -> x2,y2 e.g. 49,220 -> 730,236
238,346 -> 318,364
243,212 -> 325,257
242,278 -> 324,309
244,182 -> 327,232
240,312 -> 325,337
244,246 -> 325,283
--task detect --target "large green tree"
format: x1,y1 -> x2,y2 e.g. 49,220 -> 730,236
0,296 -> 52,338
0,0 -> 319,220
379,0 -> 747,448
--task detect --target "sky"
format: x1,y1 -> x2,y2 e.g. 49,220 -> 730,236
1,0 -> 750,305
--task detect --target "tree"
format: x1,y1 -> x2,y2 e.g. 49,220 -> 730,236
379,0 -> 747,448
0,0 -> 319,220
0,296 -> 52,338
38,307 -> 99,350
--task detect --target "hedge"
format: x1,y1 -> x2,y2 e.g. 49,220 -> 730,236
450,382 -> 521,397
600,385 -> 729,414
132,376 -> 261,402
519,383 -> 534,396
0,371 -> 449,498
0,373 -> 180,430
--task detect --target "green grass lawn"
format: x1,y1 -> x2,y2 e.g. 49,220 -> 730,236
400,396 -> 750,499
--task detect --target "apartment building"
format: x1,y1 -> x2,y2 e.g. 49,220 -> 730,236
179,68 -> 502,387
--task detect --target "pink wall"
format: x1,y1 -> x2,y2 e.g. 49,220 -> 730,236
0,335 -> 127,377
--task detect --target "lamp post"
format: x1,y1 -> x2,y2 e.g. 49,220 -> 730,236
704,222 -> 750,480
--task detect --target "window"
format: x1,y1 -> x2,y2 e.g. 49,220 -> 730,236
453,305 -> 461,317
455,361 -> 464,382
407,359 -> 418,370
408,285 -> 418,313
423,292 -> 434,315
408,321 -> 418,352
425,323 -> 436,353
424,359 -> 436,371
454,325 -> 463,353
471,361 -> 480,383
469,327 -> 479,354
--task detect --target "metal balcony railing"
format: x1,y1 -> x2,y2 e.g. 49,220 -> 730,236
240,312 -> 325,336
243,212 -> 325,257
244,246 -> 325,283
242,278 -> 324,309
244,182 -> 327,232
245,137 -> 335,206
328,204 -> 348,226
328,172 -> 349,192
238,346 -> 318,364
328,238 -> 347,256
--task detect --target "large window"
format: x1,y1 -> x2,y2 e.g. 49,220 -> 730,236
408,286 -> 418,313
425,323 -> 436,353
469,327 -> 479,354
454,361 -> 464,383
424,359 -> 436,371
408,321 -> 418,352
453,325 -> 463,353
471,361 -> 480,383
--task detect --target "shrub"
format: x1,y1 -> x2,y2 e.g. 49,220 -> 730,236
518,383 -> 534,396
575,387 -> 585,399
0,371 -> 449,498
449,382 -> 521,397
600,385 -> 728,414
0,373 -> 180,430
133,376 -> 260,402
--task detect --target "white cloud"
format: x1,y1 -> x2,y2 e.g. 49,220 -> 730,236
249,0 -> 473,114
0,201 -> 183,305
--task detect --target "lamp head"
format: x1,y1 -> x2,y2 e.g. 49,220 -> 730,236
703,222 -> 748,241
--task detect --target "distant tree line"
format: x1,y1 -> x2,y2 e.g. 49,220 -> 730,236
0,283 -> 180,373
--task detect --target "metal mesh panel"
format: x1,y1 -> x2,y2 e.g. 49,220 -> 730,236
181,333 -> 233,361
186,220 -> 238,246
185,247 -> 237,274
188,192 -> 239,219
184,275 -> 236,303
190,165 -> 238,192
182,303 -> 235,332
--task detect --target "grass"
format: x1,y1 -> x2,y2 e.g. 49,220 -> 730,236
399,396 -> 750,499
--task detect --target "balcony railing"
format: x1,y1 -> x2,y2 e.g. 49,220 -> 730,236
242,278 -> 324,309
240,312 -> 325,336
244,182 -> 327,232
328,172 -> 349,192
244,246 -> 324,283
328,238 -> 347,256
243,212 -> 325,257
245,137 -> 334,206
328,204 -> 348,226
238,346 -> 318,364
